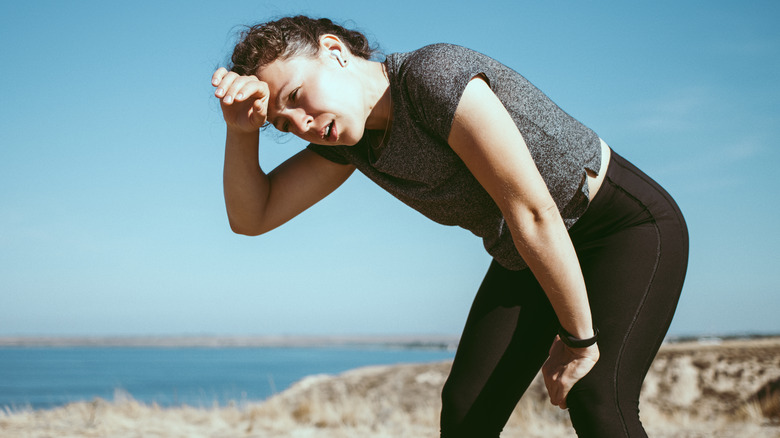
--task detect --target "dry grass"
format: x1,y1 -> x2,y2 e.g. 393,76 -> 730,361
2,338 -> 779,437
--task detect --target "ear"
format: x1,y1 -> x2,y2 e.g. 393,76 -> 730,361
319,34 -> 346,55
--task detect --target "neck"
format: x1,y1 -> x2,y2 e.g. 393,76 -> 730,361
355,58 -> 392,130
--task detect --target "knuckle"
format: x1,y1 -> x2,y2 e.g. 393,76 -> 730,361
221,73 -> 237,84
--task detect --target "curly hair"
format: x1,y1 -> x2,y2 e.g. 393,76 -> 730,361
229,16 -> 377,76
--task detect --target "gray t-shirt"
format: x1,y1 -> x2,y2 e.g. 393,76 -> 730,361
308,43 -> 602,270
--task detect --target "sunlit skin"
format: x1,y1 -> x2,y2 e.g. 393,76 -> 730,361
211,34 -> 601,410
213,35 -> 391,146
259,56 -> 386,145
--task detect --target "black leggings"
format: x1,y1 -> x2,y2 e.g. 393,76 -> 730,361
440,151 -> 689,437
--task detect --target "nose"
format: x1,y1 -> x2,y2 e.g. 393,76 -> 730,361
289,108 -> 313,134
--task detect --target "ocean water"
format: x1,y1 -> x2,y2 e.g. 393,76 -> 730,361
0,346 -> 455,410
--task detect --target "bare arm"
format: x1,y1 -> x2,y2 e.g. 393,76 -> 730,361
214,68 -> 355,235
448,76 -> 599,408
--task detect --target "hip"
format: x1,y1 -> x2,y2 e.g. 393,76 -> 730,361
571,148 -> 688,244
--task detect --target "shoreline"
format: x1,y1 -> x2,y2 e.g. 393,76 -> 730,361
1,333 -> 777,349
0,334 -> 461,350
2,337 -> 779,438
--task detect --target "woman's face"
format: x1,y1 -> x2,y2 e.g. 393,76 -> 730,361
258,49 -> 368,146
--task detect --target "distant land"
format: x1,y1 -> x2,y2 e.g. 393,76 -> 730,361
0,334 -> 461,350
1,333 -> 777,349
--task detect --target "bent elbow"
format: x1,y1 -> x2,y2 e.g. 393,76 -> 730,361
228,218 -> 266,237
231,226 -> 263,237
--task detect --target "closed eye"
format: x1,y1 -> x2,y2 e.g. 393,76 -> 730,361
289,87 -> 300,103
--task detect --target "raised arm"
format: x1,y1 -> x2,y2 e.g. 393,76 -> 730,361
448,76 -> 599,408
213,68 -> 355,235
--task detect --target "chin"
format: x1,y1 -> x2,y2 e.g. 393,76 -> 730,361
342,127 -> 365,146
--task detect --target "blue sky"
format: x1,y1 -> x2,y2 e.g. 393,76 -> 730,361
1,0 -> 778,337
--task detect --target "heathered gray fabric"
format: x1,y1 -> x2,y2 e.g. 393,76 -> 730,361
308,44 -> 602,270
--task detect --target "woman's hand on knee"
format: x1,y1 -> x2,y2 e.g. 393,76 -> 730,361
541,336 -> 600,409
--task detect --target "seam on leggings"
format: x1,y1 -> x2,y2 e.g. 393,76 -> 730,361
604,172 -> 662,437
615,156 -> 685,363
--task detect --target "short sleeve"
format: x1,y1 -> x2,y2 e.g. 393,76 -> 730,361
401,44 -> 495,142
306,143 -> 351,165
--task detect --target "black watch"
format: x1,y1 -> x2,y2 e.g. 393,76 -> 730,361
558,326 -> 599,348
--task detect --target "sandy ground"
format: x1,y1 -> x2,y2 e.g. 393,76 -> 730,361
2,337 -> 779,437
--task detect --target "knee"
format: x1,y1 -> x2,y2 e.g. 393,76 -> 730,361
441,378 -> 513,438
567,389 -> 621,437
566,383 -> 643,437
440,381 -> 492,438
440,380 -> 468,436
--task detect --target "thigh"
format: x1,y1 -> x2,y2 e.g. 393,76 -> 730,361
566,153 -> 689,437
440,261 -> 559,437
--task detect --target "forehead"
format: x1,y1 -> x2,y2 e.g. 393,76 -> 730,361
257,56 -> 317,89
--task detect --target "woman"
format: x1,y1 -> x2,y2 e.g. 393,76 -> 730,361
211,16 -> 688,437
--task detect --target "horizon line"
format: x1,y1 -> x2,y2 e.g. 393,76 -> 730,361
1,332 -> 779,348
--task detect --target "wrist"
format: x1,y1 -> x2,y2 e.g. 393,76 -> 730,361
227,126 -> 260,137
558,325 -> 599,349
226,128 -> 260,150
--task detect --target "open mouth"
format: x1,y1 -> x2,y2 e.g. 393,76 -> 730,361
324,120 -> 335,140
